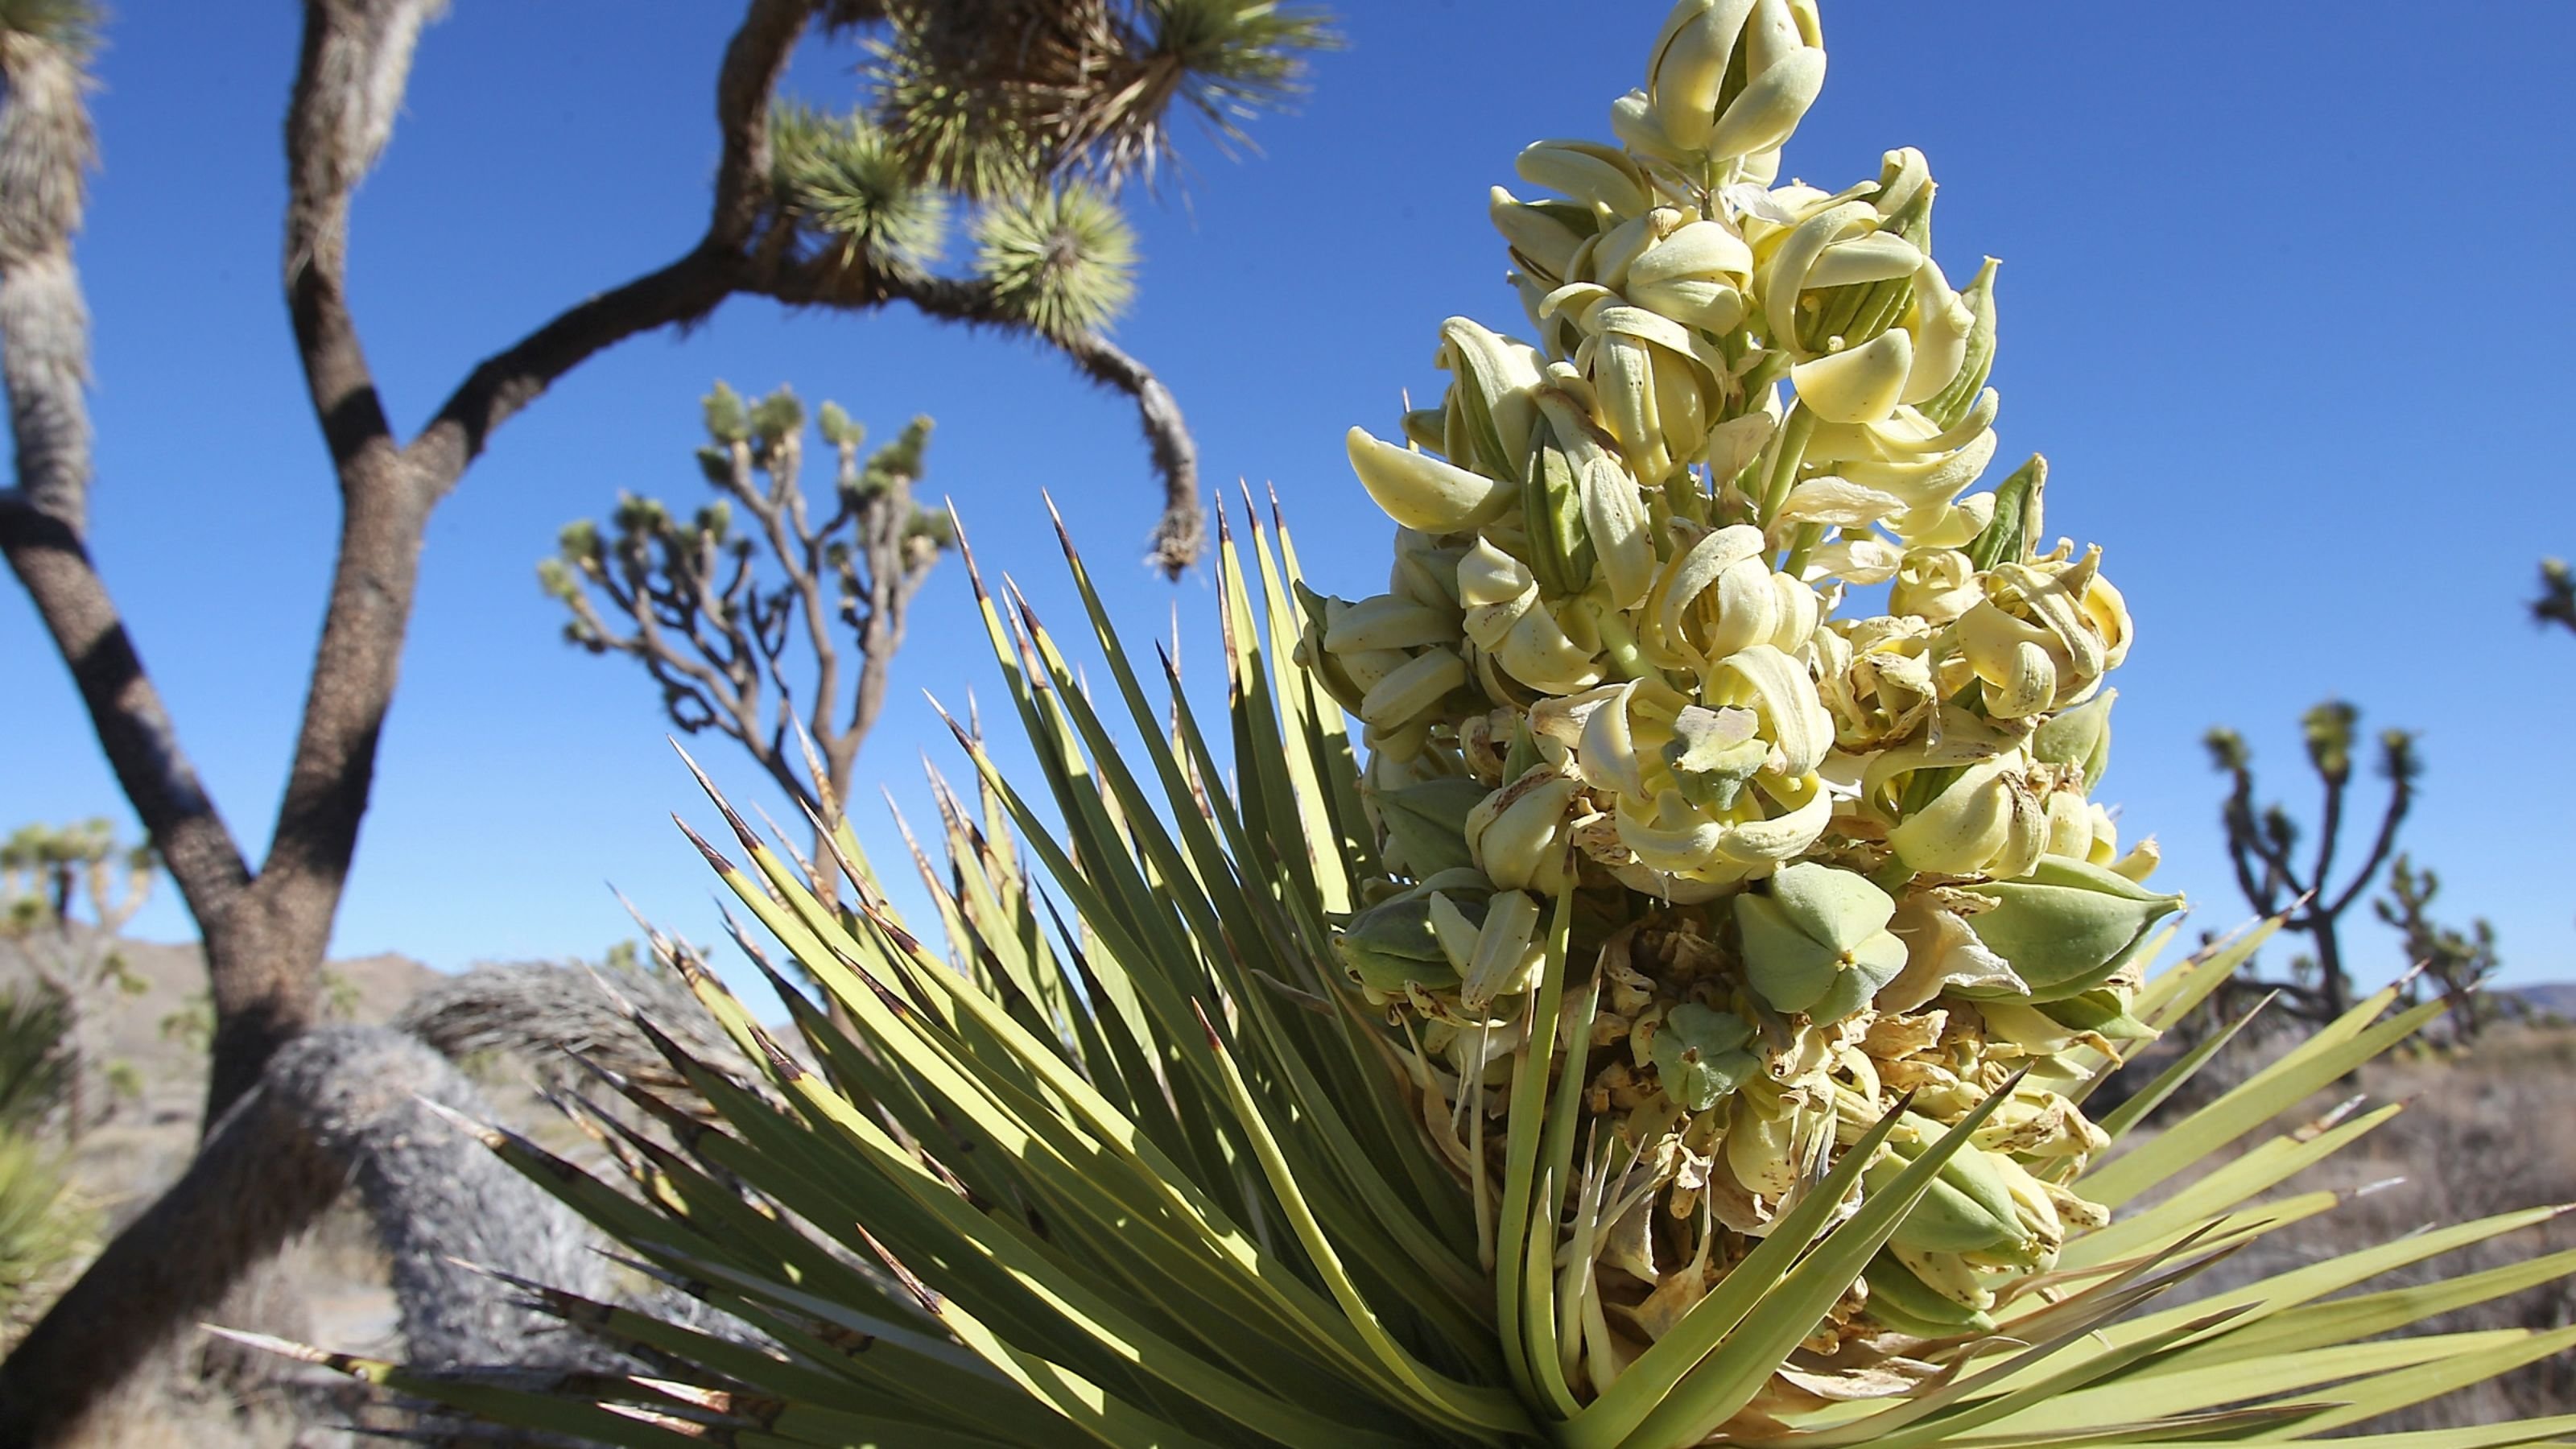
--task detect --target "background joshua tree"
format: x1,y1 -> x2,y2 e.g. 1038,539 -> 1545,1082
2202,698 -> 2500,1038
0,821 -> 152,1140
2204,700 -> 2420,1026
541,382 -> 952,866
2374,853 -> 2508,1037
0,0 -> 1331,1438
2537,558 -> 2574,634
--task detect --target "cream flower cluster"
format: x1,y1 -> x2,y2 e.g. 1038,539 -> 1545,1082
1297,0 -> 2184,1367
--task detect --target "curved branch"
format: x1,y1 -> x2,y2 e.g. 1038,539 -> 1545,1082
2215,763 -> 2279,917
0,23 -> 255,970
2327,768 -> 2414,921
402,0 -> 811,485
0,508 -> 252,931
407,245 -> 747,489
753,262 -> 1204,575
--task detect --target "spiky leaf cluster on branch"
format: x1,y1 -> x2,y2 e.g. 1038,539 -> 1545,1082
765,0 -> 1331,338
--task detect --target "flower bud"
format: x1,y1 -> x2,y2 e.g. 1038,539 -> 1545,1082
1790,328 -> 1913,425
1707,38 -> 1826,162
1609,89 -> 1686,164
1646,0 -> 1753,151
1587,303 -> 1719,484
1335,890 -> 1468,998
1534,388 -> 1656,606
1516,139 -> 1653,217
1435,317 -> 1548,482
1322,592 -> 1459,654
1520,427 -> 1597,597
1291,585 -> 1369,713
1346,427 -> 1514,534
1918,258 -> 1999,431
1626,218 -> 1755,333
1466,769 -> 1582,893
2031,687 -> 2114,789
1490,187 -> 1596,286
1459,887 -> 1546,1009
1374,775 -> 1489,879
1358,646 -> 1469,733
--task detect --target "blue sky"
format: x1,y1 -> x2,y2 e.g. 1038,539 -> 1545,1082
7,2 -> 2570,993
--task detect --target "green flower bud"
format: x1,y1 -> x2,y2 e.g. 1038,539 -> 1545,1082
1648,1002 -> 1760,1111
1734,861 -> 1906,1021
1918,257 -> 1999,432
1534,387 -> 1655,608
1290,584 -> 1369,715
1335,890 -> 1474,997
1954,856 -> 2182,1003
1375,776 -> 1488,879
2032,687 -> 2115,790
1520,426 -> 1597,597
1400,406 -> 1447,453
2034,985 -> 2156,1042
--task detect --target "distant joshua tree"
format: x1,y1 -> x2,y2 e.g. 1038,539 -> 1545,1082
543,382 -> 951,871
2537,558 -> 2574,634
0,819 -> 153,1137
2204,701 -> 2417,1026
2206,700 -> 2497,1033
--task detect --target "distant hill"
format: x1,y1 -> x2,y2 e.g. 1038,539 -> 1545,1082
2506,981 -> 2576,1019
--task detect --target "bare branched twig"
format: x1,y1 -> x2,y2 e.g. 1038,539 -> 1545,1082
546,384 -> 951,851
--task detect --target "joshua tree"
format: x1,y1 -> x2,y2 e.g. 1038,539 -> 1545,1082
542,382 -> 951,860
0,820 -> 152,1138
0,0 -> 1331,1436
2205,700 -> 2417,1026
0,820 -> 151,942
2374,853 -> 2505,1037
2537,557 -> 2574,634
